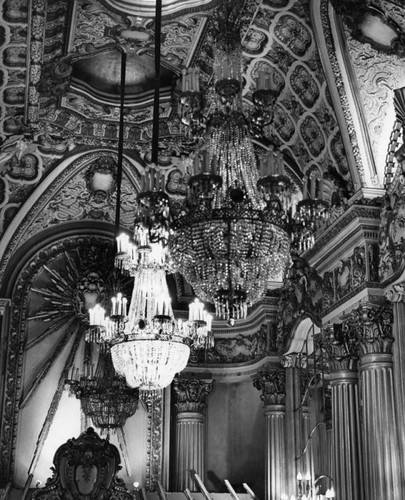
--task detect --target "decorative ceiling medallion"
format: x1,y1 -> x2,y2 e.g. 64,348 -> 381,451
99,0 -> 219,17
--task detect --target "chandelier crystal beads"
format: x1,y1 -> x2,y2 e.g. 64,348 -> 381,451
170,2 -> 291,321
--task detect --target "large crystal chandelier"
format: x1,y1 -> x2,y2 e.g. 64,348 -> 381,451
170,1 -> 291,321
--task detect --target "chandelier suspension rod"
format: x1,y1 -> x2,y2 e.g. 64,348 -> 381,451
152,0 -> 163,164
114,46 -> 127,238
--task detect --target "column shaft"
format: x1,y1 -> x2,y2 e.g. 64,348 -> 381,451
285,367 -> 301,493
392,301 -> 405,483
172,378 -> 213,491
330,371 -> 363,500
174,412 -> 205,491
360,353 -> 401,499
264,405 -> 286,500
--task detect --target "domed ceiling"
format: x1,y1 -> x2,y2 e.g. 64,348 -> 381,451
0,0 -> 405,240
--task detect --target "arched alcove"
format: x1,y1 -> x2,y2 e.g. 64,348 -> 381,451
0,151 -> 165,490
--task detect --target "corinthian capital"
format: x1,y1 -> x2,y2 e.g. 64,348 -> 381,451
253,368 -> 286,405
321,323 -> 359,372
172,378 -> 213,413
344,303 -> 394,356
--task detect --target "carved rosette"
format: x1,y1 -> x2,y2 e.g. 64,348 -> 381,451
253,369 -> 286,406
172,379 -> 213,414
321,323 -> 359,372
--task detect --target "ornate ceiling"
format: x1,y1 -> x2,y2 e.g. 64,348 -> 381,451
1,0 -> 405,492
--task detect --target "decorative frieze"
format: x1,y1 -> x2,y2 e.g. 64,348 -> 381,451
253,368 -> 286,406
172,378 -> 213,414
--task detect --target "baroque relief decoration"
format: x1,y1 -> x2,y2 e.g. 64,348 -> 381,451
253,368 -> 286,406
189,324 -> 268,365
172,378 -> 213,413
0,235 -> 161,489
277,256 -> 323,349
335,0 -> 405,181
0,150 -> 141,282
0,0 -> 355,204
331,302 -> 394,356
31,427 -> 133,500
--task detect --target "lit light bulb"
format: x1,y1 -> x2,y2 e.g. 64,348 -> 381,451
304,472 -> 311,481
297,472 -> 303,481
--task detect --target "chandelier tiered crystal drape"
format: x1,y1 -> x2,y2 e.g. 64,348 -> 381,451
169,1 -> 291,321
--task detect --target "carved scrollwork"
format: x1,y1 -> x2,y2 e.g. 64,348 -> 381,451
343,303 -> 394,356
172,378 -> 213,413
320,323 -> 359,372
31,427 -> 132,500
385,281 -> 405,302
253,368 -> 286,406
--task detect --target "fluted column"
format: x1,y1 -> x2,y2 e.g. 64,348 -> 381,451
172,378 -> 213,491
353,304 -> 402,499
254,368 -> 286,500
283,354 -> 305,495
385,284 -> 405,486
323,324 -> 364,500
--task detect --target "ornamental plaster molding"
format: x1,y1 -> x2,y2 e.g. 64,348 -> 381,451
385,281 -> 405,302
317,0 -> 366,187
143,392 -> 164,491
320,323 -> 359,371
341,302 -> 394,356
0,298 -> 11,315
0,150 -> 142,284
253,368 -> 286,406
172,378 -> 213,414
345,32 -> 405,173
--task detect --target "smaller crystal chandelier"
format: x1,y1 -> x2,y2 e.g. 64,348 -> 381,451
110,263 -> 213,394
66,350 -> 139,435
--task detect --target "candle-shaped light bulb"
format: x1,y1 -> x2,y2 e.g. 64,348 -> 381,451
304,472 -> 311,481
205,313 -> 213,332
111,297 -> 117,316
117,293 -> 123,316
297,472 -> 303,481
